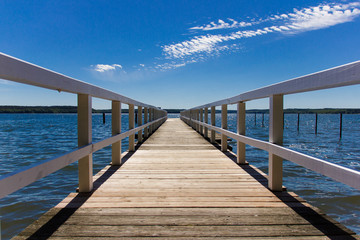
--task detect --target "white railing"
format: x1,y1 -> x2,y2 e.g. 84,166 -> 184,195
0,52 -> 167,198
180,60 -> 360,191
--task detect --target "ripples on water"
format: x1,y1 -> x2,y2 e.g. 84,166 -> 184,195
225,113 -> 360,235
0,113 -> 359,239
0,114 -> 131,239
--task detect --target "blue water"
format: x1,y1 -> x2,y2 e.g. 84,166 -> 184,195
0,113 -> 359,239
221,113 -> 360,235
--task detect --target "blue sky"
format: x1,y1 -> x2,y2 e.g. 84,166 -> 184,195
0,0 -> 360,109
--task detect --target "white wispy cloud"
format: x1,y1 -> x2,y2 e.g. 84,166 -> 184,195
92,64 -> 123,72
163,29 -> 267,59
163,2 -> 360,60
155,62 -> 187,71
283,2 -> 360,33
190,18 -> 253,31
89,63 -> 129,82
88,2 -> 360,75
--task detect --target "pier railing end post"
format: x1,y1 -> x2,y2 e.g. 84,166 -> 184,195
237,102 -> 247,164
111,101 -> 122,165
137,106 -> 143,143
268,95 -> 284,191
221,104 -> 228,152
210,106 -> 216,143
129,104 -> 135,152
77,94 -> 93,192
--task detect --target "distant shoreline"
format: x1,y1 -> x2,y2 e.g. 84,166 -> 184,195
0,106 -> 359,114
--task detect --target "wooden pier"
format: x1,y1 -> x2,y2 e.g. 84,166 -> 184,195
15,119 -> 357,239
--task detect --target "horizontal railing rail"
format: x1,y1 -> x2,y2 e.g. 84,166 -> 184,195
0,52 -> 156,108
180,60 -> 360,191
190,60 -> 360,109
0,116 -> 166,199
0,52 -> 167,198
181,116 -> 360,190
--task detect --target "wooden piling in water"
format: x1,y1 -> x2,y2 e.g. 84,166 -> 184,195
315,113 -> 318,135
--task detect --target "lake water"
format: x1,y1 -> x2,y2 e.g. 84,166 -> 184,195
0,113 -> 359,239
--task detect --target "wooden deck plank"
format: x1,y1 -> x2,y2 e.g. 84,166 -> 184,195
15,118 -> 357,239
17,225 -> 356,238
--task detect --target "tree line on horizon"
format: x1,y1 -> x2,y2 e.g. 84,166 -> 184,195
1,106 -> 360,114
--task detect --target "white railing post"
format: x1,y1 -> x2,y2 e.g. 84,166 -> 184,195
149,108 -> 154,135
191,110 -> 195,129
197,109 -> 200,132
189,110 -> 192,128
195,109 -> 199,132
200,108 -> 203,135
129,104 -> 135,151
221,104 -> 228,152
204,108 -> 208,138
144,107 -> 148,138
149,108 -> 153,134
154,109 -> 157,129
111,101 -> 122,165
269,95 -> 284,191
237,102 -> 247,164
211,106 -> 216,143
151,108 -> 154,135
156,110 -> 159,129
77,94 -> 93,192
137,106 -> 143,143
148,108 -> 152,135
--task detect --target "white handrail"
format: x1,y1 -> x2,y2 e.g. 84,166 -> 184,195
0,52 -> 168,198
181,116 -> 360,190
188,60 -> 360,109
180,60 -> 360,191
0,52 -> 158,109
0,117 -> 167,199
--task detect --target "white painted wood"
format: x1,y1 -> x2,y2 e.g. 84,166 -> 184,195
144,107 -> 148,138
204,108 -> 208,138
199,108 -> 203,135
138,106 -> 143,143
195,109 -> 198,132
0,52 -> 166,196
211,106 -> 216,143
92,117 -> 166,152
237,102 -> 246,165
221,104 -> 228,152
149,109 -> 152,134
0,53 -> 164,109
191,110 -> 195,130
189,60 -> 360,109
111,101 -> 122,165
181,116 -> 360,190
268,95 -> 283,191
150,109 -> 154,134
0,116 -> 167,199
77,94 -> 93,192
129,104 -> 135,152
0,145 -> 91,199
155,109 -> 160,129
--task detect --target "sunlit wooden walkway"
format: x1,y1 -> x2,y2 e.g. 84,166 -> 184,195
16,119 -> 357,239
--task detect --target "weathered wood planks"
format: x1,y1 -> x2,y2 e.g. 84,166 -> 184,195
14,119 -> 358,239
